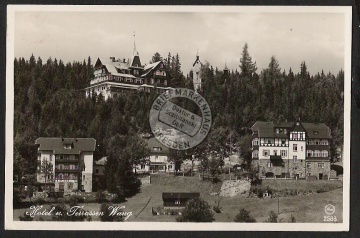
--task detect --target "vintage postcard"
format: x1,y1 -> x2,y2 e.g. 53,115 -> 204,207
5,5 -> 351,231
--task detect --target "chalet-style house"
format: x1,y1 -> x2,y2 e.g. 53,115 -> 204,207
134,137 -> 175,174
162,192 -> 200,209
85,42 -> 172,100
251,120 -> 332,180
35,137 -> 96,192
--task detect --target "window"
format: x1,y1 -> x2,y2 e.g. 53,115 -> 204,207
65,155 -> 69,160
168,165 -> 173,169
313,131 -> 319,135
307,150 -> 313,157
276,128 -> 279,134
95,169 -> 99,174
284,129 -> 287,134
151,78 -> 154,84
281,139 -> 286,145
307,163 -> 311,169
64,143 -> 72,149
293,144 -> 298,151
175,200 -> 180,205
293,133 -> 298,139
318,163 -> 325,168
320,140 -> 329,145
293,156 -> 297,162
263,150 -> 270,157
252,150 -> 259,158
153,147 -> 162,151
273,150 -> 278,156
252,138 -> 259,146
301,146 -> 303,151
281,150 -> 287,157
164,80 -> 167,86
314,150 -> 321,157
267,162 -> 273,168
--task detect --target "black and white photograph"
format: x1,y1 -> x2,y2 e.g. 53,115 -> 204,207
5,5 -> 351,231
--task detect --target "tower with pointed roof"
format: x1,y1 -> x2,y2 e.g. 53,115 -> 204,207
192,50 -> 202,91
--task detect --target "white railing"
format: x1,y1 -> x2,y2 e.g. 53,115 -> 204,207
90,75 -> 109,85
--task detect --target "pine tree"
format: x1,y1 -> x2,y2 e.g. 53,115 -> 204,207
239,43 -> 257,79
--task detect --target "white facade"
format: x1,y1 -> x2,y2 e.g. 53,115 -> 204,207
81,151 -> 94,192
192,55 -> 202,91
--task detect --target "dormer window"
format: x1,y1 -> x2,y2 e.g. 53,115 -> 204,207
64,143 -> 72,149
153,147 -> 162,152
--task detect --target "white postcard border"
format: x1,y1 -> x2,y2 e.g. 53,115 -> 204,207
5,5 -> 352,231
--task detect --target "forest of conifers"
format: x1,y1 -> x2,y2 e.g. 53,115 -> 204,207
13,44 -> 344,180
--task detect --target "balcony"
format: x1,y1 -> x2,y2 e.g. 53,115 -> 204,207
55,158 -> 79,163
55,168 -> 80,173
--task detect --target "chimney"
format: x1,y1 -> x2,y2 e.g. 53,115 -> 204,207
123,58 -> 126,63
110,57 -> 115,62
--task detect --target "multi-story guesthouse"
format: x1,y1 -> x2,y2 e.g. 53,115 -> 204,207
134,137 -> 175,174
251,120 -> 332,180
85,42 -> 172,100
35,137 -> 96,192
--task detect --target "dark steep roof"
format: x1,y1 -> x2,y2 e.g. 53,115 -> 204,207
147,137 -> 169,155
35,137 -> 96,154
130,55 -> 142,68
162,192 -> 200,199
302,123 -> 332,139
252,121 -> 331,139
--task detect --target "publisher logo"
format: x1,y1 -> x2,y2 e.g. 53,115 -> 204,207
324,204 -> 335,215
149,88 -> 212,150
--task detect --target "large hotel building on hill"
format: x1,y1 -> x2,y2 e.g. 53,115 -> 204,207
251,120 -> 332,180
85,42 -> 172,100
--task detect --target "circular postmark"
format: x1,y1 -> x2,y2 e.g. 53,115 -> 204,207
324,204 -> 335,215
149,88 -> 212,150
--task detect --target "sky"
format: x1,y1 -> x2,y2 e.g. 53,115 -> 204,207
13,9 -> 346,76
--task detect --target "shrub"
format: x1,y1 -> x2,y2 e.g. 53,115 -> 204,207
213,206 -> 221,213
267,211 -> 278,223
234,209 -> 256,222
176,197 -> 214,222
96,190 -> 107,203
33,197 -> 46,205
256,188 -> 264,198
19,211 -> 33,221
100,203 -> 124,222
51,202 -> 90,221
290,214 -> 296,223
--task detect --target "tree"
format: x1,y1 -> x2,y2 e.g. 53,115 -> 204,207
39,158 -> 53,192
234,208 -> 256,222
176,197 -> 214,222
105,134 -> 141,198
239,43 -> 257,79
149,52 -> 162,63
208,156 -> 221,182
126,134 -> 150,175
